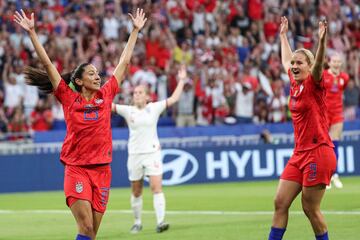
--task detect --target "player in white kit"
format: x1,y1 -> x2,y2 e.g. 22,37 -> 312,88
113,65 -> 187,233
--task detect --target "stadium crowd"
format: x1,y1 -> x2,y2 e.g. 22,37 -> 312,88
0,0 -> 359,140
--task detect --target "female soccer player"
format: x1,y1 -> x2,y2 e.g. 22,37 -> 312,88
268,17 -> 336,240
323,53 -> 349,189
14,9 -> 147,240
113,65 -> 188,234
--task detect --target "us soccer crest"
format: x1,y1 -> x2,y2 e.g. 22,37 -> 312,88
75,182 -> 83,193
95,98 -> 104,105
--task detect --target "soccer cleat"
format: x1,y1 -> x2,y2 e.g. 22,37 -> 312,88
156,222 -> 170,233
332,174 -> 343,188
130,224 -> 142,234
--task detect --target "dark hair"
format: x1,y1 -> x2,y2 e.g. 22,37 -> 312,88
24,63 -> 91,94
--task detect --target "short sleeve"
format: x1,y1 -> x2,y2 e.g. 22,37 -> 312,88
151,100 -> 167,116
343,73 -> 350,89
101,75 -> 120,100
54,79 -> 78,106
114,104 -> 131,119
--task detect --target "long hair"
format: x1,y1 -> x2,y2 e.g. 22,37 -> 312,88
23,63 -> 91,94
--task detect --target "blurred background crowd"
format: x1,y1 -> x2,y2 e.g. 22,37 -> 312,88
0,0 -> 359,141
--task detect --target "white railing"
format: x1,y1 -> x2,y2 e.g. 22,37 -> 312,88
1,130 -> 359,155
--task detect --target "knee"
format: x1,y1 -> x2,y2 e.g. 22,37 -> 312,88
274,196 -> 291,212
132,186 -> 143,197
302,202 -> 320,219
151,185 -> 162,194
132,190 -> 142,198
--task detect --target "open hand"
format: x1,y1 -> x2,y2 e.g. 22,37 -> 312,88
129,8 -> 147,31
280,16 -> 288,35
13,9 -> 34,32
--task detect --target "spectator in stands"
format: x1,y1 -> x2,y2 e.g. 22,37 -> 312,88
234,81 -> 254,124
0,0 -> 359,133
176,78 -> 196,127
112,65 -> 187,234
7,106 -> 28,141
268,80 -> 287,123
13,8 -> 146,240
30,98 -> 53,131
343,79 -> 360,121
0,107 -> 9,135
2,62 -> 24,115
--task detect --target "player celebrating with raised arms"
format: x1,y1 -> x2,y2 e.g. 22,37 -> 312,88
268,17 -> 336,240
14,8 -> 146,240
323,53 -> 349,189
112,65 -> 188,234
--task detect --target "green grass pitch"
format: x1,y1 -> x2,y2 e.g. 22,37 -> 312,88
0,177 -> 359,239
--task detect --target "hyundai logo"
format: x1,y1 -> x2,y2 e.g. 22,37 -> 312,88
161,149 -> 199,185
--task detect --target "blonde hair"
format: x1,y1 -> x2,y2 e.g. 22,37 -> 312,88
329,52 -> 345,64
294,48 -> 315,66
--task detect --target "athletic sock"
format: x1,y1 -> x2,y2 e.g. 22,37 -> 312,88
153,192 -> 166,225
76,234 -> 91,240
131,195 -> 143,225
268,227 -> 286,240
316,232 -> 329,240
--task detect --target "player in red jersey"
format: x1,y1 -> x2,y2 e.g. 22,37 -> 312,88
13,9 -> 147,240
268,17 -> 336,240
323,54 -> 349,189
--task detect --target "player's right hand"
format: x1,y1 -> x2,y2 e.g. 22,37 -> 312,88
13,9 -> 35,32
280,16 -> 288,35
177,64 -> 187,82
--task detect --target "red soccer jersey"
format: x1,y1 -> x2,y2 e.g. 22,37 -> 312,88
323,69 -> 349,113
288,70 -> 333,152
54,76 -> 119,165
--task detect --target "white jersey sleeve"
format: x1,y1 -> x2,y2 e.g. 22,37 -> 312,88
114,104 -> 131,118
150,100 -> 167,117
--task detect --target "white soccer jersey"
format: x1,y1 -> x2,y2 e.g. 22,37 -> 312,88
115,101 -> 166,154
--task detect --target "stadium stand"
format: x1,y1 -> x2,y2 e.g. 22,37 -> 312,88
0,0 -> 359,142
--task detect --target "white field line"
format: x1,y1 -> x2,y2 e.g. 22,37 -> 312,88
0,210 -> 360,215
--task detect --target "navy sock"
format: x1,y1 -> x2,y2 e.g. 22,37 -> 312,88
76,234 -> 91,240
316,232 -> 329,240
268,227 -> 286,240
333,140 -> 339,173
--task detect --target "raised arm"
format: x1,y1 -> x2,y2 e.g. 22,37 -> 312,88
13,10 -> 61,89
311,20 -> 328,83
113,8 -> 147,85
279,16 -> 293,72
166,65 -> 187,107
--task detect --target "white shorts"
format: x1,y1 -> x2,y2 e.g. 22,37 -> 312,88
127,150 -> 163,181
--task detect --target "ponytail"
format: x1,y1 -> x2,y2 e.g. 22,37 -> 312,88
23,66 -> 71,94
23,62 -> 90,94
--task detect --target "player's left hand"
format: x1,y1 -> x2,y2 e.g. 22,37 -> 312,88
129,8 -> 147,31
318,20 -> 327,42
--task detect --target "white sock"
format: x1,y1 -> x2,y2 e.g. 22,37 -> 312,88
153,192 -> 166,225
131,195 -> 143,225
